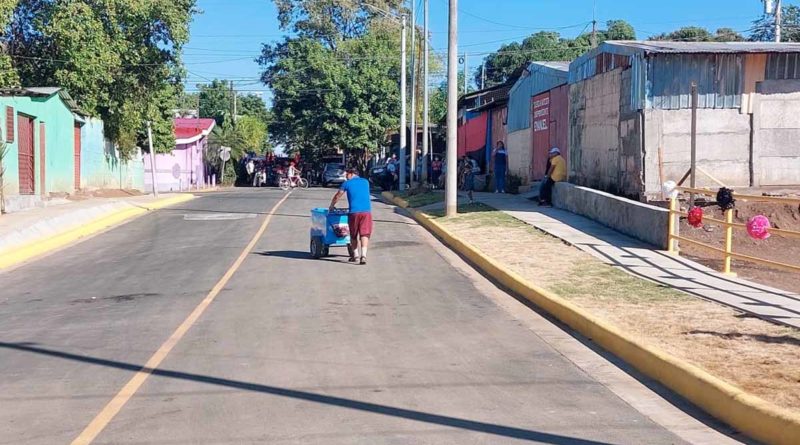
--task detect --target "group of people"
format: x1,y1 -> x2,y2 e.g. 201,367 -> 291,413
245,156 -> 305,188
459,141 -> 566,206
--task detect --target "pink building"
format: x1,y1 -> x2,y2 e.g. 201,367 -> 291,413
144,118 -> 215,192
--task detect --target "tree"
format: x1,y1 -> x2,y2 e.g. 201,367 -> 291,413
274,0 -> 403,49
476,21 -> 635,88
0,0 -> 19,88
751,5 -> 800,42
429,71 -> 466,123
649,26 -> 745,42
199,80 -> 233,126
236,115 -> 268,155
238,94 -> 271,127
6,0 -> 197,157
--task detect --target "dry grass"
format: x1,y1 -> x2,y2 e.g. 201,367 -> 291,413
430,206 -> 800,412
396,190 -> 444,208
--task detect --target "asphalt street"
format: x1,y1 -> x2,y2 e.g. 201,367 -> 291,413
0,188 -> 731,444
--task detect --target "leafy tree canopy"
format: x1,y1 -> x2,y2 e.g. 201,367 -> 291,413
648,26 -> 745,42
751,5 -> 800,42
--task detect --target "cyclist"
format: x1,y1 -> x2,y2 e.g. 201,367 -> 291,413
287,161 -> 301,187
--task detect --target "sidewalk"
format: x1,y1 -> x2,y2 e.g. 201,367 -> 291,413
469,191 -> 800,330
0,193 -> 188,254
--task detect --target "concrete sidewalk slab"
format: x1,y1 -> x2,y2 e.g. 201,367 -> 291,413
0,193 -> 195,269
471,192 -> 800,330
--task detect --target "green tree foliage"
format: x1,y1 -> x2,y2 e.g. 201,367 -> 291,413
751,5 -> 800,42
237,94 -> 271,127
0,0 -> 19,88
275,0 -> 403,49
262,1 -> 404,164
198,79 -> 233,126
235,115 -> 268,155
5,0 -> 196,157
477,21 -> 635,88
649,26 -> 745,42
429,71 -> 466,124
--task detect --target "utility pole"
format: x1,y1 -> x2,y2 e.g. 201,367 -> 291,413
776,0 -> 783,42
481,62 -> 486,90
410,0 -> 417,185
399,13 -> 408,190
445,0 -> 458,217
147,121 -> 159,198
463,53 -> 468,94
230,81 -> 237,123
421,0 -> 430,184
590,0 -> 597,48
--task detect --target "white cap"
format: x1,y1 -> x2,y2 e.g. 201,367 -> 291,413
549,147 -> 560,155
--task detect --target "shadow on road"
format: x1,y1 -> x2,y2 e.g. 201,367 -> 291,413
254,250 -> 351,264
0,341 -> 614,445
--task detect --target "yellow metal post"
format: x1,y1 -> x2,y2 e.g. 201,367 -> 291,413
668,196 -> 678,254
723,208 -> 736,276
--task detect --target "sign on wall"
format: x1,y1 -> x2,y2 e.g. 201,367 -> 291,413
533,96 -> 550,132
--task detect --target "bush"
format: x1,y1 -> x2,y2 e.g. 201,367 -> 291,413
507,174 -> 523,194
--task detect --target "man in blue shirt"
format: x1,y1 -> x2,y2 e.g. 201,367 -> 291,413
329,168 -> 373,265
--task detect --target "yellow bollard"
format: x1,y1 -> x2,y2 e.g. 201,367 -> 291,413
723,208 -> 736,276
667,196 -> 678,254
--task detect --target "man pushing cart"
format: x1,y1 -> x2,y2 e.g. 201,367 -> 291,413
329,167 -> 373,265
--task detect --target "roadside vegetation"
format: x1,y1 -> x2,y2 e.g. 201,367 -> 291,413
427,204 -> 800,412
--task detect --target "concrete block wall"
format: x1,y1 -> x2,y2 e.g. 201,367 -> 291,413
506,128 -> 532,184
752,80 -> 800,186
553,182 -> 669,248
643,108 -> 751,197
80,118 -> 144,191
569,68 -> 623,195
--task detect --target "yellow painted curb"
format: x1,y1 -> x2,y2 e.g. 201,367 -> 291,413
0,194 -> 196,270
383,191 -> 800,445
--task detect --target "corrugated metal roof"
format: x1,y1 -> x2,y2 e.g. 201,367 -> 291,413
0,86 -> 87,116
606,40 -> 800,54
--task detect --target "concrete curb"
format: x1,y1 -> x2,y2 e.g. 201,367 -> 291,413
382,191 -> 800,445
0,194 -> 196,270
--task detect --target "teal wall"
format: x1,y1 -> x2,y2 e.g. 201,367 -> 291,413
80,118 -> 144,191
0,93 -> 78,196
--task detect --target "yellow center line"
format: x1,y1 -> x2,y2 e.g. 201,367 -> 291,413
71,191 -> 292,445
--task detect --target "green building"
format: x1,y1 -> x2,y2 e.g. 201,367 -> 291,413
0,87 -> 86,211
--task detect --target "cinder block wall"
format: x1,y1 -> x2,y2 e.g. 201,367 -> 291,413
752,80 -> 800,187
506,128 -> 532,184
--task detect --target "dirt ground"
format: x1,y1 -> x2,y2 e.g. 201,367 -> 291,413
430,204 -> 800,413
677,201 -> 800,294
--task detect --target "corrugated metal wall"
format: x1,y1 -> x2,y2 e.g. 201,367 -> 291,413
648,53 -> 743,109
765,53 -> 800,79
507,64 -> 568,132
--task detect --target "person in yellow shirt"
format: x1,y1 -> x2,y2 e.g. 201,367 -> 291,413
539,147 -> 567,207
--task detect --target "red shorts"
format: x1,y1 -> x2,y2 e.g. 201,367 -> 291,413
348,212 -> 373,238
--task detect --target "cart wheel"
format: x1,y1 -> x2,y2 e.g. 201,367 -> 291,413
321,245 -> 330,257
310,237 -> 322,259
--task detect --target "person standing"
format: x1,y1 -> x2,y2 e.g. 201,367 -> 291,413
431,156 -> 443,188
330,168 -> 373,265
462,161 -> 476,204
493,141 -> 508,193
539,147 -> 567,207
246,159 -> 256,186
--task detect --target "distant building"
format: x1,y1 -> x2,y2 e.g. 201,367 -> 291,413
568,41 -> 800,200
144,118 -> 215,192
457,81 -> 513,173
506,61 -> 569,184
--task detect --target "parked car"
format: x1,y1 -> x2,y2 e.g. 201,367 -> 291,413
322,163 -> 347,187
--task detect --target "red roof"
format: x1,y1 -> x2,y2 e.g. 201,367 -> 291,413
174,118 -> 216,144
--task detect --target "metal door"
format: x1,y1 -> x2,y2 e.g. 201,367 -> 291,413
17,114 -> 34,195
74,125 -> 81,189
531,92 -> 551,180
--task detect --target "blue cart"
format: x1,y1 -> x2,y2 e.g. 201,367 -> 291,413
310,208 -> 351,258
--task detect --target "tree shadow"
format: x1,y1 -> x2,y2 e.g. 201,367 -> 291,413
0,342 -> 615,445
685,330 -> 800,346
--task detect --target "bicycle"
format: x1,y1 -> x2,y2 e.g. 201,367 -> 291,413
279,176 -> 309,191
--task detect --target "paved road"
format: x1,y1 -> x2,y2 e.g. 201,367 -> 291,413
0,189 -> 736,444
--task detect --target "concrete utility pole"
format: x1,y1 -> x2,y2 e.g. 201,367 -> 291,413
445,0 -> 458,217
410,0 -> 417,184
463,53 -> 468,94
146,121 -> 159,198
776,0 -> 783,42
421,0 -> 430,184
399,13 -> 408,190
230,81 -> 237,123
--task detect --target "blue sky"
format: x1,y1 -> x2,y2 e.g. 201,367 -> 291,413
184,0 -> 771,102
